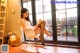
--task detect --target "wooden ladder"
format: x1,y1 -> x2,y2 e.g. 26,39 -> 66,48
0,0 -> 7,44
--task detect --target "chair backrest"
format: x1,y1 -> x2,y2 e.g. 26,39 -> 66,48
24,29 -> 37,39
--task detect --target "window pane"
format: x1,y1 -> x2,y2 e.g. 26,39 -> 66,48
36,13 -> 43,22
27,1 -> 32,14
66,8 -> 77,18
29,15 -> 33,25
56,10 -> 66,18
56,10 -> 67,41
44,12 -> 53,41
43,0 -> 51,12
66,0 -> 77,8
44,12 -> 52,20
23,1 -> 32,14
66,8 -> 78,42
55,0 -> 65,10
23,2 -> 28,8
35,0 -> 43,13
29,15 -> 33,22
66,8 -> 77,26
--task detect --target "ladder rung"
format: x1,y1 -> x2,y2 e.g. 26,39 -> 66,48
0,30 -> 3,32
0,11 -> 5,13
1,5 -> 6,7
0,18 -> 4,19
0,24 -> 4,25
0,37 -> 3,39
1,4 -> 6,7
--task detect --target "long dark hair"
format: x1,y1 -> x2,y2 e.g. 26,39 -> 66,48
21,8 -> 30,21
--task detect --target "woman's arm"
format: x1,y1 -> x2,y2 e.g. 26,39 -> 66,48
45,29 -> 50,36
33,25 -> 38,31
21,20 -> 26,30
21,19 -> 33,30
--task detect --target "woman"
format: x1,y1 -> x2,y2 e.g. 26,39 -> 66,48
21,8 -> 50,45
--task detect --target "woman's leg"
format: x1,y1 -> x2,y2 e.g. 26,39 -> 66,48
34,21 -> 50,36
34,21 -> 46,45
39,21 -> 46,45
34,27 -> 40,35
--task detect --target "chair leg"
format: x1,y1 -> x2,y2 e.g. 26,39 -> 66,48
39,21 -> 46,46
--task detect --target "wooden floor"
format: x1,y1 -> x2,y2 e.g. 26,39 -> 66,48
0,43 -> 80,53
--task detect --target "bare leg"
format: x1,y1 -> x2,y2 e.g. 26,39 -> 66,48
34,21 -> 50,36
34,21 -> 50,35
39,21 -> 46,45
34,27 -> 40,35
33,21 -> 46,45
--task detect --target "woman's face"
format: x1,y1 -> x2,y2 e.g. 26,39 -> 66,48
22,11 -> 29,18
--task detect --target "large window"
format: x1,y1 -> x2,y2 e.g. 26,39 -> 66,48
56,0 -> 78,42
22,0 -> 78,43
35,0 -> 43,13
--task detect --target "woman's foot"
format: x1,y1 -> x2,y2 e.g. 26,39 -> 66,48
39,35 -> 44,45
40,40 -> 45,46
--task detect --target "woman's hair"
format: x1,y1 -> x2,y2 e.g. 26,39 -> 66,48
21,8 -> 30,21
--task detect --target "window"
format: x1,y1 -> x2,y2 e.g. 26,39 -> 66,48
55,0 -> 65,10
23,2 -> 28,8
43,0 -> 51,12
56,10 -> 66,19
35,0 -> 43,13
66,8 -> 78,42
55,0 -> 78,42
36,13 -> 44,22
27,1 -> 32,14
66,0 -> 77,8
